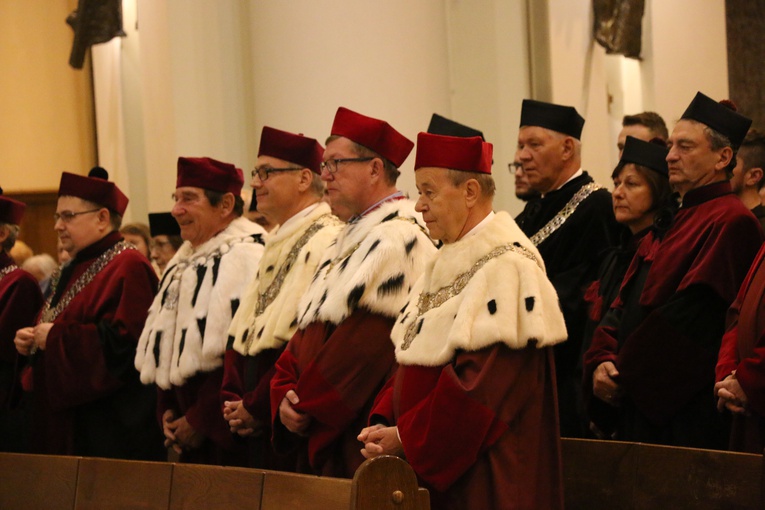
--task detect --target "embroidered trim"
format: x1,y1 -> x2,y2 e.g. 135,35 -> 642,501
401,242 -> 540,350
0,264 -> 19,281
40,241 -> 135,323
529,182 -> 604,246
242,214 -> 339,351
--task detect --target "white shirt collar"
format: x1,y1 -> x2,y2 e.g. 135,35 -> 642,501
460,211 -> 495,241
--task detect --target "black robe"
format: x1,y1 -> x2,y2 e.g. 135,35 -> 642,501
516,171 -> 621,437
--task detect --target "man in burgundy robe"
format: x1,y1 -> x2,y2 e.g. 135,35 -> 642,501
585,92 -> 763,449
14,168 -> 163,459
270,107 -> 436,478
360,131 -> 568,510
0,191 -> 44,452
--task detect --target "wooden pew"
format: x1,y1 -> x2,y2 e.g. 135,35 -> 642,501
0,453 -> 429,510
562,438 -> 763,510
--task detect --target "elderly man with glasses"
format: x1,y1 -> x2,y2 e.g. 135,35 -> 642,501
14,168 -> 164,459
221,126 -> 343,469
270,107 -> 437,478
136,157 -> 266,465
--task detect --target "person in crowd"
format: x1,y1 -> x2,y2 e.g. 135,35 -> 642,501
136,157 -> 266,465
120,222 -> 152,259
270,107 -> 436,477
56,238 -> 71,265
147,212 -> 183,276
515,99 -> 621,437
9,240 -> 32,266
14,168 -> 163,459
510,157 -> 540,202
243,189 -> 278,232
222,126 -> 343,469
21,254 -> 58,297
585,92 -> 763,449
729,129 -> 765,230
359,131 -> 567,510
617,111 -> 669,158
581,136 -> 674,437
0,191 -> 44,452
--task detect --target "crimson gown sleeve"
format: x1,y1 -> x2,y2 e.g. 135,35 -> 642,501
734,332 -> 765,417
42,258 -> 157,411
221,348 -> 245,407
184,367 -> 235,449
369,373 -> 396,426
397,344 -> 543,492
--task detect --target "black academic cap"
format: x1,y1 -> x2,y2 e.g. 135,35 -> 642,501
620,136 -> 669,176
519,99 -> 585,140
680,91 -> 752,148
427,114 -> 485,140
148,212 -> 180,237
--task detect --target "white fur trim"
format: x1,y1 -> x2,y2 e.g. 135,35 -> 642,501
392,212 -> 567,366
136,217 -> 266,389
297,199 -> 437,327
229,203 -> 344,356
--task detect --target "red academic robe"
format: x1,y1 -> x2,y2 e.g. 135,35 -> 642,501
371,345 -> 563,510
270,308 -> 397,478
0,253 -> 44,452
25,232 -> 164,459
585,182 -> 764,448
717,243 -> 765,452
219,347 -> 285,468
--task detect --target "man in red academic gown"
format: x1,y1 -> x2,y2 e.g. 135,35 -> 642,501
270,108 -> 436,477
14,168 -> 164,459
585,92 -> 764,449
359,131 -> 568,510
136,157 -> 266,465
0,190 -> 44,452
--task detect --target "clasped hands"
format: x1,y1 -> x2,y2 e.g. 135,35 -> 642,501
358,424 -> 403,459
14,323 -> 54,356
715,371 -> 749,415
162,410 -> 204,454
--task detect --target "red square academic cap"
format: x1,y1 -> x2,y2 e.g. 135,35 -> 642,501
258,126 -> 324,174
330,107 -> 414,167
58,167 -> 129,215
414,132 -> 493,174
176,157 -> 244,196
0,188 -> 25,225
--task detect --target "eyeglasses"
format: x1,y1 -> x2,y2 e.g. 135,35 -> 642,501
320,157 -> 374,174
151,240 -> 172,250
53,209 -> 102,223
251,165 -> 304,181
508,162 -> 523,173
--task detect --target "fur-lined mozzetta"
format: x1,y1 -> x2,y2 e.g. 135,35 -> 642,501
297,199 -> 437,327
135,217 -> 266,389
392,212 -> 567,366
230,203 -> 343,356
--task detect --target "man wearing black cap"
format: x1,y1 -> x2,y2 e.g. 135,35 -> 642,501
515,99 -> 621,437
136,157 -> 266,465
593,92 -> 763,448
14,168 -> 164,459
148,212 -> 183,275
0,191 -> 44,452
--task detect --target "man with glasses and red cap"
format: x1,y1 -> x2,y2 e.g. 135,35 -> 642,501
14,168 -> 163,459
136,157 -> 266,465
359,132 -> 567,510
0,190 -> 44,452
222,126 -> 343,469
270,107 -> 436,478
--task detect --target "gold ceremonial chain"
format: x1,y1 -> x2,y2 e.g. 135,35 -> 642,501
529,182 -> 604,246
0,264 -> 18,281
401,242 -> 540,350
40,241 -> 135,324
242,215 -> 340,351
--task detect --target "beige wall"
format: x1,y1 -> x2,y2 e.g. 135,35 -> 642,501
0,0 -> 96,192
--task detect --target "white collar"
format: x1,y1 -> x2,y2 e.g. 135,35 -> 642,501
278,202 -> 320,232
459,211 -> 495,241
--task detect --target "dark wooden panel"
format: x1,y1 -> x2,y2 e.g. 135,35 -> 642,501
562,438 -> 638,510
169,464 -> 264,510
726,0 -> 765,130
260,470 -> 352,510
0,453 -> 79,510
633,443 -> 761,510
74,457 -> 173,510
5,190 -> 59,258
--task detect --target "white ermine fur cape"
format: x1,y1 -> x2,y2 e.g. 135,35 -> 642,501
392,211 -> 567,366
229,203 -> 343,356
297,199 -> 437,327
135,217 -> 266,389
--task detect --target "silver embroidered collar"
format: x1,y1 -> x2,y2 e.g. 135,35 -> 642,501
0,264 -> 19,281
529,182 -> 604,246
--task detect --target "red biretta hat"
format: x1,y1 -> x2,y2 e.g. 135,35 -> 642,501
330,107 -> 414,167
176,157 -> 244,196
0,187 -> 26,225
414,132 -> 493,174
258,126 -> 324,174
58,167 -> 129,215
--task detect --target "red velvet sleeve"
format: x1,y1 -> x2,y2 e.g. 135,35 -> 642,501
369,373 -> 396,426
221,349 -> 245,408
184,367 -> 235,449
397,344 -> 545,492
0,271 -> 44,364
